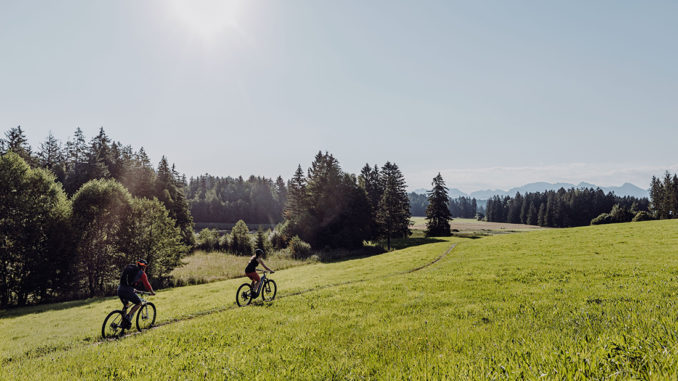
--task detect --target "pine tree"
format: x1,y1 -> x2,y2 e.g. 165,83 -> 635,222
38,132 -> 66,183
358,163 -> 383,239
2,126 -> 35,165
537,203 -> 546,226
425,173 -> 452,236
526,202 -> 538,226
377,162 -> 410,250
285,165 -> 307,223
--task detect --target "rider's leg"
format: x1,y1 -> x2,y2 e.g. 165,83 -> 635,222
127,303 -> 142,321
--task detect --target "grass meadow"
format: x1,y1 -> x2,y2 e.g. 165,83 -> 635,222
2,220 -> 678,379
169,251 -> 315,285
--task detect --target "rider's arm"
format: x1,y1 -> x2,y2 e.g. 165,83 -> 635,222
257,258 -> 274,273
139,271 -> 155,295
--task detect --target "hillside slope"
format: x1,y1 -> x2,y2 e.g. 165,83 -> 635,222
3,220 -> 678,379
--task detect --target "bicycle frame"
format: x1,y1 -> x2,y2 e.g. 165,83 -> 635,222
254,271 -> 269,294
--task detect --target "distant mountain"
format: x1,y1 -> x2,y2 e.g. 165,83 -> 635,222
414,182 -> 648,200
412,188 -> 467,198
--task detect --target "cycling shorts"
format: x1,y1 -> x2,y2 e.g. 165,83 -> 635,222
246,272 -> 260,282
117,285 -> 141,305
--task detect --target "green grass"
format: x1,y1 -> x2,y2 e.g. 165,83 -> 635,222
169,251 -> 314,284
3,220 -> 678,379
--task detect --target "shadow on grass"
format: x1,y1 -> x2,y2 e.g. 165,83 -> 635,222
317,236 -> 448,263
0,295 -> 110,319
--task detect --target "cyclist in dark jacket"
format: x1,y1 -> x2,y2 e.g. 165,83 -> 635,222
245,249 -> 274,292
118,259 -> 155,328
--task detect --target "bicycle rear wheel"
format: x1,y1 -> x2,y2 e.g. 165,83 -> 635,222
262,279 -> 277,302
102,310 -> 126,339
236,283 -> 254,307
136,302 -> 156,331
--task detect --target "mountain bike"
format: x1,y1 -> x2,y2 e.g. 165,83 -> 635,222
236,270 -> 277,307
101,291 -> 156,339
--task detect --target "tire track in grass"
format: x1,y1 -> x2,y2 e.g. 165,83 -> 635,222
12,243 -> 458,363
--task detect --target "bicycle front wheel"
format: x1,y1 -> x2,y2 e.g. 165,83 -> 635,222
236,283 -> 254,307
262,279 -> 277,302
136,302 -> 156,331
102,310 -> 126,339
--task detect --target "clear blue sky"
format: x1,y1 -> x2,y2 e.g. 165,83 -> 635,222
1,1 -> 676,192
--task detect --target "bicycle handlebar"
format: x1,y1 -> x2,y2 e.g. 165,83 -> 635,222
135,290 -> 153,295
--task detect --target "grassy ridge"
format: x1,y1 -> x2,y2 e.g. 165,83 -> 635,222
4,220 -> 678,379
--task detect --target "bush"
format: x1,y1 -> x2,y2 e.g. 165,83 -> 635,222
591,213 -> 613,225
288,235 -> 312,259
632,211 -> 653,222
610,204 -> 633,223
218,234 -> 229,251
195,228 -> 220,252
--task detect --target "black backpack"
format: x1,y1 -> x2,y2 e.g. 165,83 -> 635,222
120,264 -> 143,287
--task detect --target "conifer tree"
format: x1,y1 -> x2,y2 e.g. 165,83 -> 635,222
358,163 -> 383,238
2,126 -> 35,165
377,161 -> 410,250
425,173 -> 452,236
38,132 -> 66,183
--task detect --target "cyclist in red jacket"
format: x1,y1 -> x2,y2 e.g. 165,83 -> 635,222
118,259 -> 155,328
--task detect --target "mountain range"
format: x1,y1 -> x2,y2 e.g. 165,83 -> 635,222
413,182 -> 649,200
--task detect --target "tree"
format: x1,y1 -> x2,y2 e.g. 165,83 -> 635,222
2,126 -> 35,165
425,173 -> 452,236
117,198 -> 189,286
71,179 -> 133,296
38,132 -> 66,183
359,164 -> 383,238
155,157 -> 195,246
377,161 -> 411,250
0,152 -> 71,306
230,220 -> 252,255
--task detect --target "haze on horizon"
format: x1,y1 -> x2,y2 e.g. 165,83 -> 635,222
1,1 -> 676,193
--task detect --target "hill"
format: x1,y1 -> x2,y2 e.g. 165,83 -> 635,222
3,220 -> 678,379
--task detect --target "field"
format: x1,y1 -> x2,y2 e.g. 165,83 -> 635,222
169,251 -> 314,285
411,216 -> 544,233
3,220 -> 678,379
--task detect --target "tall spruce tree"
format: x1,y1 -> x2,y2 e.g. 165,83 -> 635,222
425,173 -> 452,236
377,161 -> 410,250
2,126 -> 35,165
358,163 -> 383,239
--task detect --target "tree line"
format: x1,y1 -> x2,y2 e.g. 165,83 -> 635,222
650,172 -> 678,219
485,188 -> 650,227
187,174 -> 287,224
0,127 -> 192,307
409,192 -> 479,219
282,152 -> 410,251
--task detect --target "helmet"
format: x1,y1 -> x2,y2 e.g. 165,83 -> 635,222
137,259 -> 148,267
255,249 -> 264,257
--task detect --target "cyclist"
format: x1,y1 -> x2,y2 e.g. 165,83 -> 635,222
118,259 -> 155,329
245,249 -> 274,295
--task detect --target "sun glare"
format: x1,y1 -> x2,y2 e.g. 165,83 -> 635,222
168,0 -> 243,42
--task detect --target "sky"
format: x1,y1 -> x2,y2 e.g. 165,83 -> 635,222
1,1 -> 677,193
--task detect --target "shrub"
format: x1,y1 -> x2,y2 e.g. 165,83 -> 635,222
591,213 -> 613,225
218,234 -> 229,251
270,229 -> 287,250
610,204 -> 633,223
195,229 -> 220,252
289,235 -> 312,259
632,211 -> 653,222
